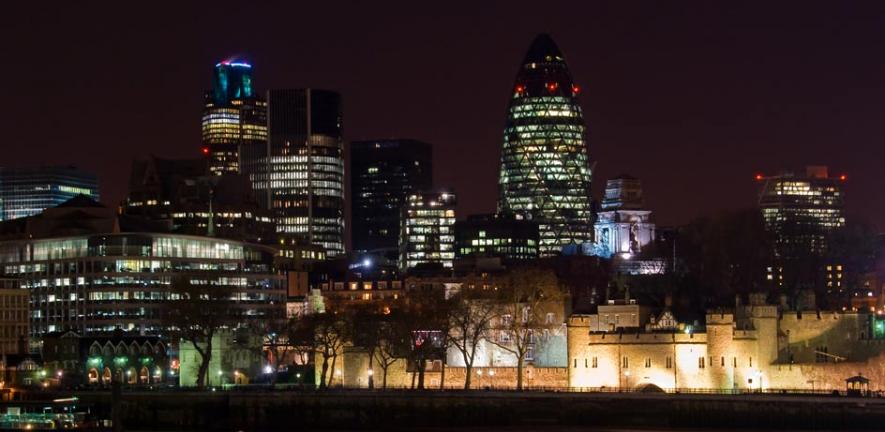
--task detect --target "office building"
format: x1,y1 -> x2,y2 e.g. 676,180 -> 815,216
0,166 -> 99,221
262,89 -> 345,257
400,191 -> 456,271
123,156 -> 275,244
758,166 -> 846,255
201,60 -> 268,180
497,34 -> 594,256
0,197 -> 285,337
351,139 -> 432,261
454,213 -> 539,261
0,288 -> 28,355
757,166 -> 846,298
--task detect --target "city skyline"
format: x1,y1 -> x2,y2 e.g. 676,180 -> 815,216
2,2 -> 884,231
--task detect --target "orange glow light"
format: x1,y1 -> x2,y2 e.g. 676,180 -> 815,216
755,174 -> 764,181
839,174 -> 847,181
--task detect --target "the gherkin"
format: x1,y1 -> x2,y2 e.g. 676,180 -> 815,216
498,34 -> 594,256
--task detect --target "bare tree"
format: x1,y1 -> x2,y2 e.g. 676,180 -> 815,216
488,268 -> 564,390
163,274 -> 234,389
260,317 -> 298,385
447,290 -> 496,389
372,316 -> 409,389
280,315 -> 321,387
312,312 -> 350,389
401,294 -> 447,390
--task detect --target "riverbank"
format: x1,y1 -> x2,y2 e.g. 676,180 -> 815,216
44,390 -> 885,430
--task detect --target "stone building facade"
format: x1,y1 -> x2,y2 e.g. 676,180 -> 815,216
568,294 -> 885,392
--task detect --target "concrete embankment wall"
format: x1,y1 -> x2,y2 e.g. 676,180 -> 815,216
74,391 -> 885,430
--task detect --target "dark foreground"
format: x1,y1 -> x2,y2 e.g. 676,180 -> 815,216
27,390 -> 885,430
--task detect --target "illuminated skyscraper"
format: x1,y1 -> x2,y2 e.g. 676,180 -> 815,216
758,166 -> 846,256
497,34 -> 594,256
757,166 -> 847,300
201,60 -> 268,179
263,89 -> 345,257
351,139 -> 432,261
0,166 -> 99,221
400,191 -> 456,271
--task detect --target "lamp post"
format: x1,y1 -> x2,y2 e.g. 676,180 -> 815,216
367,368 -> 374,390
624,371 -> 631,391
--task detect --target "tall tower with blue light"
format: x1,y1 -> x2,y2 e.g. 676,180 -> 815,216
497,34 -> 594,256
201,59 -> 268,182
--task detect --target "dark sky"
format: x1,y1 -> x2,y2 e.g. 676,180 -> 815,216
3,1 -> 884,231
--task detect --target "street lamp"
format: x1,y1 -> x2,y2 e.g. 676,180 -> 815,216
624,371 -> 631,390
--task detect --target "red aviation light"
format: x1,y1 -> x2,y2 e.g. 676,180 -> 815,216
839,174 -> 847,181
572,84 -> 581,95
546,82 -> 559,92
202,147 -> 210,155
515,84 -> 526,94
754,173 -> 764,181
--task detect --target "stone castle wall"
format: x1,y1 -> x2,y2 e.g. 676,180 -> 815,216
323,310 -> 885,392
316,348 -> 568,389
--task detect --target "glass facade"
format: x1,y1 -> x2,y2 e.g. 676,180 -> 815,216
0,167 -> 99,221
758,166 -> 847,299
399,192 -> 456,271
351,139 -> 432,262
261,89 -> 345,257
454,213 -> 539,261
497,34 -> 593,256
0,234 -> 285,337
758,166 -> 846,256
201,61 -> 268,178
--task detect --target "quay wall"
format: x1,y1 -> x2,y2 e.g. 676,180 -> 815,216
61,390 -> 885,430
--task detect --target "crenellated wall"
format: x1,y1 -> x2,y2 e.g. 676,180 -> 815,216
569,309 -> 885,391
326,309 -> 885,392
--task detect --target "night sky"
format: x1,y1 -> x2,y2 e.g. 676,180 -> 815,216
3,2 -> 884,232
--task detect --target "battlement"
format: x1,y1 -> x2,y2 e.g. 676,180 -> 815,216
587,331 -> 707,345
568,314 -> 593,327
705,311 -> 735,325
744,305 -> 778,319
779,310 -> 845,323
